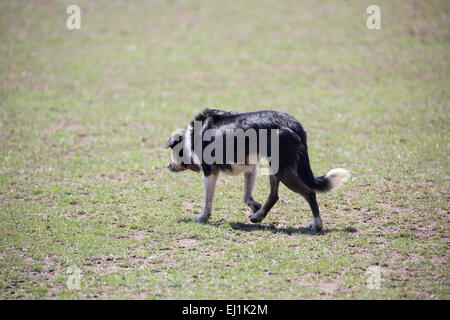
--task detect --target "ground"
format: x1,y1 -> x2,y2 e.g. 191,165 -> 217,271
0,0 -> 449,299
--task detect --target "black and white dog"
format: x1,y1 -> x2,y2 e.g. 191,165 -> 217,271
165,109 -> 349,232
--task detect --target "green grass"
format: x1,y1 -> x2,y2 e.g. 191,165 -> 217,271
0,0 -> 449,299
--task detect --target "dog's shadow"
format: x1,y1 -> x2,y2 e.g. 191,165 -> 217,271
178,218 -> 357,236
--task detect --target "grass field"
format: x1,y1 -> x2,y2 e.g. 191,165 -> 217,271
0,0 -> 449,299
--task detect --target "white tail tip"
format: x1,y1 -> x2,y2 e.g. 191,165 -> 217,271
325,168 -> 350,190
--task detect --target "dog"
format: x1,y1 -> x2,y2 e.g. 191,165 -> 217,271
165,109 -> 349,232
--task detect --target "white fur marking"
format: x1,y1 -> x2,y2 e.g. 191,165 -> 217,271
224,164 -> 255,176
184,124 -> 193,159
325,168 -> 350,189
184,124 -> 201,165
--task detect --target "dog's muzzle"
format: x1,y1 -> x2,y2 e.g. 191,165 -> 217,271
167,162 -> 186,173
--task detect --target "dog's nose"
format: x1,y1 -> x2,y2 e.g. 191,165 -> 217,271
168,163 -> 178,172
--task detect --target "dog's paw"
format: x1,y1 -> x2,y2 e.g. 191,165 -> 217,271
249,201 -> 262,213
308,219 -> 323,233
249,210 -> 264,223
193,215 -> 209,223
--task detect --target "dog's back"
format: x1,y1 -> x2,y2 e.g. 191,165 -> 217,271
197,109 -> 307,176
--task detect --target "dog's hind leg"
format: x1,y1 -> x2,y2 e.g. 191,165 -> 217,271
279,169 -> 323,232
303,192 -> 322,232
250,175 -> 280,223
194,172 -> 219,223
243,165 -> 262,213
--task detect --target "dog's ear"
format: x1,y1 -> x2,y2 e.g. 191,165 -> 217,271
165,137 -> 176,149
165,135 -> 183,149
165,129 -> 186,149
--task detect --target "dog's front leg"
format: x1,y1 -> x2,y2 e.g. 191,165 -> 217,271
243,165 -> 262,213
194,172 -> 219,223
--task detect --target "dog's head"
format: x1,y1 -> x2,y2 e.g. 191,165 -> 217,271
165,129 -> 201,173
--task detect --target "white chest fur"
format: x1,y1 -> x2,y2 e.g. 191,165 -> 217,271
223,164 -> 257,176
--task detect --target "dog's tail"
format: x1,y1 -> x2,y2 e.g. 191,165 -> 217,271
309,168 -> 350,192
297,152 -> 350,192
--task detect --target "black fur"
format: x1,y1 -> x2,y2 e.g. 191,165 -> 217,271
185,108 -> 327,190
